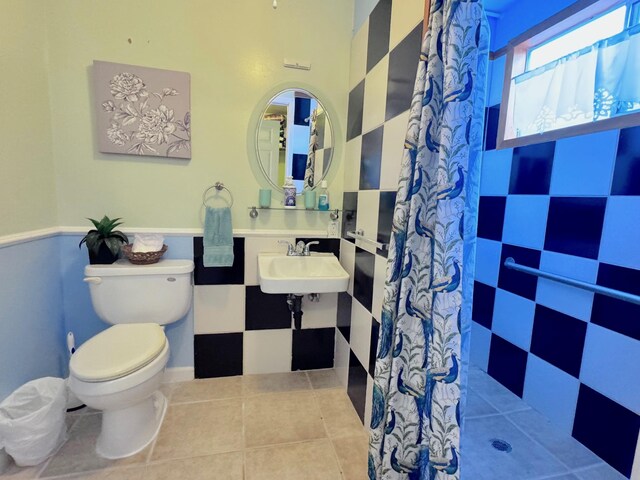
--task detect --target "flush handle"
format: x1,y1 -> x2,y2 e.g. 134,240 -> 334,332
167,277 -> 176,282
83,277 -> 102,285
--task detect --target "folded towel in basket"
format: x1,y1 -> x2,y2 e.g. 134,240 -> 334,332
132,234 -> 165,253
203,206 -> 234,267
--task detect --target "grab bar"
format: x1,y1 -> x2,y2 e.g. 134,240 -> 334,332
504,257 -> 640,306
346,229 -> 388,251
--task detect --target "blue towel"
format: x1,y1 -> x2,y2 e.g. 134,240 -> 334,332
203,206 -> 234,267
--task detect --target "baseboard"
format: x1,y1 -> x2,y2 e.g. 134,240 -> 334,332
163,367 -> 194,383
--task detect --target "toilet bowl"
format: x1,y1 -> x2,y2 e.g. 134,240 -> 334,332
69,259 -> 194,459
69,323 -> 170,459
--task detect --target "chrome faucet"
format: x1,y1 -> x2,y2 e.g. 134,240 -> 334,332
278,240 -> 297,256
303,241 -> 320,256
278,240 -> 320,256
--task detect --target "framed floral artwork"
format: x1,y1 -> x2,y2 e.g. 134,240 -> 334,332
93,60 -> 191,159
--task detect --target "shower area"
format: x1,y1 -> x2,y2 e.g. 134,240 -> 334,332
465,0 -> 640,478
343,0 -> 639,479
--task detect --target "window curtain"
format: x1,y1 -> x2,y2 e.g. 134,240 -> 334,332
513,25 -> 640,137
304,109 -> 318,189
368,0 -> 489,478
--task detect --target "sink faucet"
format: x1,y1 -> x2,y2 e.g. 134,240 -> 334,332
277,240 -> 320,256
303,241 -> 320,256
278,240 -> 297,256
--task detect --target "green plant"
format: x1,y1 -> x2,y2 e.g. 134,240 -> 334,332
78,216 -> 129,256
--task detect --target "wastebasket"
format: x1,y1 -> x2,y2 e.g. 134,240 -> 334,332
0,377 -> 68,466
0,448 -> 10,474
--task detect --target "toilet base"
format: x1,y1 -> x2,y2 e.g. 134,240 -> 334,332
96,391 -> 167,459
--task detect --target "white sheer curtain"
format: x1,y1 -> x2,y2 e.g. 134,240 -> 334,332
513,27 -> 640,137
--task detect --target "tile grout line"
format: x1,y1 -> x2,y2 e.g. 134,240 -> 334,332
467,372 -> 603,478
242,388 -> 247,480
466,411 -> 515,420
36,413 -> 88,479
34,452 -> 54,478
470,390 -> 533,416
312,380 -> 347,479
501,410 -> 589,475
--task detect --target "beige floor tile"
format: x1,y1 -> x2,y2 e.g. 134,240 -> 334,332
51,466 -> 147,479
170,376 -> 243,404
244,391 -> 325,448
307,369 -> 343,390
41,414 -> 149,478
151,399 -> 242,461
332,435 -> 369,480
144,452 -> 243,480
245,439 -> 342,480
243,371 -> 311,396
158,383 -> 175,403
0,459 -> 42,479
316,389 -> 366,438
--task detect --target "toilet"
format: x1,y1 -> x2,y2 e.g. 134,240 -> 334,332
68,259 -> 194,459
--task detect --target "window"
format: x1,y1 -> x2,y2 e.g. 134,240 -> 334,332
527,5 -> 627,71
498,0 -> 640,148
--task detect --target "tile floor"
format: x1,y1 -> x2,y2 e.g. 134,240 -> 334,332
0,367 -> 627,480
0,370 -> 368,480
463,365 -> 627,480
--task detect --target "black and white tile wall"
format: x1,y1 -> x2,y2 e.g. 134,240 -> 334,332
472,59 -> 640,477
337,0 -> 424,426
193,236 -> 339,377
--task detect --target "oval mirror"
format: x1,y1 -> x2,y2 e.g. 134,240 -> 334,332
254,88 -> 334,192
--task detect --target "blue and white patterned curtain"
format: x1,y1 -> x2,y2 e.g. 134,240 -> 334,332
304,109 -> 318,189
368,1 -> 489,479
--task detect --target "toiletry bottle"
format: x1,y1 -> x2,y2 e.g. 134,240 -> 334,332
283,176 -> 297,208
317,180 -> 330,211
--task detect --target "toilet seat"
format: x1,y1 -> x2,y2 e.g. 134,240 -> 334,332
70,324 -> 167,382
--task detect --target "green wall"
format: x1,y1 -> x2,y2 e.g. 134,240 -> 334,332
0,1 -> 57,236
1,0 -> 353,236
45,0 -> 352,231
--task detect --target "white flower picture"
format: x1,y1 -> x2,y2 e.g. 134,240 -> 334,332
94,61 -> 191,159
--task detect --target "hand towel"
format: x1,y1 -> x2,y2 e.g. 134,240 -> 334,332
203,206 -> 234,267
132,234 -> 165,253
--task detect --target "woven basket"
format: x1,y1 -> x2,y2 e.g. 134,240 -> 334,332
122,244 -> 168,265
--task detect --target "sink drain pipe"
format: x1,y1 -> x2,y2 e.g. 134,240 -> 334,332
287,294 -> 304,330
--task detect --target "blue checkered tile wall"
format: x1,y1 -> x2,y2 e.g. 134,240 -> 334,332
337,0 -> 424,429
472,57 -> 640,478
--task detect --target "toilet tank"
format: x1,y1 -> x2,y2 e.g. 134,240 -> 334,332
84,259 -> 194,325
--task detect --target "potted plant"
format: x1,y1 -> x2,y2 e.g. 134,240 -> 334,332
79,216 -> 129,264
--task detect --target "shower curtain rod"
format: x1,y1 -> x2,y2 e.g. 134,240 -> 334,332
503,257 -> 640,306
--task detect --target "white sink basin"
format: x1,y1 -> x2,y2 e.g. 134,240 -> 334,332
258,252 -> 350,295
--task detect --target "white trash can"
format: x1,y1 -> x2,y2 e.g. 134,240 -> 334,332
0,377 -> 68,466
0,448 -> 10,474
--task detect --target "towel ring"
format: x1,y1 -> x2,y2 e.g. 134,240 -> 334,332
202,182 -> 234,208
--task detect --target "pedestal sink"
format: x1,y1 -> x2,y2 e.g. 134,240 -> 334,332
258,252 -> 349,295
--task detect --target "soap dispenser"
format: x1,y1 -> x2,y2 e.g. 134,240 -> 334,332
283,176 -> 297,208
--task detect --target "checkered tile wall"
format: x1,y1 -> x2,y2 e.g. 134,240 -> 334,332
473,58 -> 640,477
336,0 -> 424,426
192,236 -> 340,378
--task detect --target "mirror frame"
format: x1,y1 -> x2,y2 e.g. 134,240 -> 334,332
247,82 -> 343,194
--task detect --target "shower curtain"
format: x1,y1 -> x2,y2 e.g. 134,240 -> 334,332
304,109 -> 318,189
368,0 -> 489,479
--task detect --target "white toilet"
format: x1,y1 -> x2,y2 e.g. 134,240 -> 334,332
68,259 -> 194,459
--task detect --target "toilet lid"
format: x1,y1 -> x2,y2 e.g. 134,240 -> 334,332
70,324 -> 167,382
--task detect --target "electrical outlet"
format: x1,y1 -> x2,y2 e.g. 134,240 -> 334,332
327,220 -> 339,238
